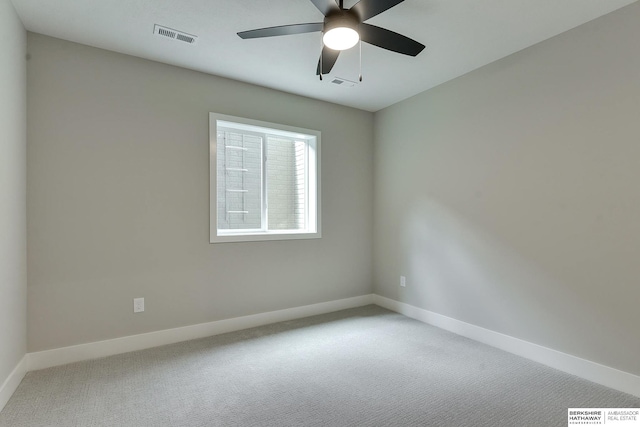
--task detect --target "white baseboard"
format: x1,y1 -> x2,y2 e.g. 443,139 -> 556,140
373,295 -> 640,398
0,355 -> 27,412
19,293 -> 639,403
27,294 -> 375,372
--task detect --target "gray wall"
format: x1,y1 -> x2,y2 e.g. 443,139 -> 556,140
0,0 -> 27,385
374,3 -> 640,375
27,34 -> 374,352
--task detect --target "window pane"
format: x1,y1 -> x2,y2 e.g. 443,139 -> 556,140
267,137 -> 306,230
217,130 -> 262,230
210,112 -> 320,243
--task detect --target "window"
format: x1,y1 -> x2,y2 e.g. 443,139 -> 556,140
209,113 -> 321,243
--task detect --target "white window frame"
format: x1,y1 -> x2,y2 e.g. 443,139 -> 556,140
210,113 -> 321,243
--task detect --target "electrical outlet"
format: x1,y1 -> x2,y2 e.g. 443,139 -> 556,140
400,276 -> 406,287
133,297 -> 145,313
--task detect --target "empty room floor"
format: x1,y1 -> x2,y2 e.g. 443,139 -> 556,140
1,305 -> 638,426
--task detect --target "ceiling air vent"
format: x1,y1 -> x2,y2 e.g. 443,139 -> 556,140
154,25 -> 198,45
331,77 -> 358,87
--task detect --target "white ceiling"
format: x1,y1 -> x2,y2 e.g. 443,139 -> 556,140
11,0 -> 637,111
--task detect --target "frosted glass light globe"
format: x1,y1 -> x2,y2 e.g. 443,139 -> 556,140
323,27 -> 359,50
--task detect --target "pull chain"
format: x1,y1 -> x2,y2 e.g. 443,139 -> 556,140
359,39 -> 362,82
319,35 -> 323,81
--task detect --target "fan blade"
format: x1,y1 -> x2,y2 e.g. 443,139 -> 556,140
309,0 -> 340,16
316,47 -> 341,75
351,0 -> 405,21
238,23 -> 323,39
360,23 -> 425,56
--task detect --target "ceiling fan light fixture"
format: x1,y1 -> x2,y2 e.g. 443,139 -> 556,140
323,26 -> 359,50
322,12 -> 360,51
238,0 -> 426,76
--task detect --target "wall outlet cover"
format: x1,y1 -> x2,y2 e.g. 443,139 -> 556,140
133,298 -> 145,313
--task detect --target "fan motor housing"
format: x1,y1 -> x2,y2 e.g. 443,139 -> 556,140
323,9 -> 361,33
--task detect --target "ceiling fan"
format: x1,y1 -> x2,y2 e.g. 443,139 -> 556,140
237,0 -> 425,79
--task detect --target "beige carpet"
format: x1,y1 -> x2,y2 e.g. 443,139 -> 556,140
1,305 -> 638,426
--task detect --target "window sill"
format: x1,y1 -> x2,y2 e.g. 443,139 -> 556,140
210,231 -> 321,244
